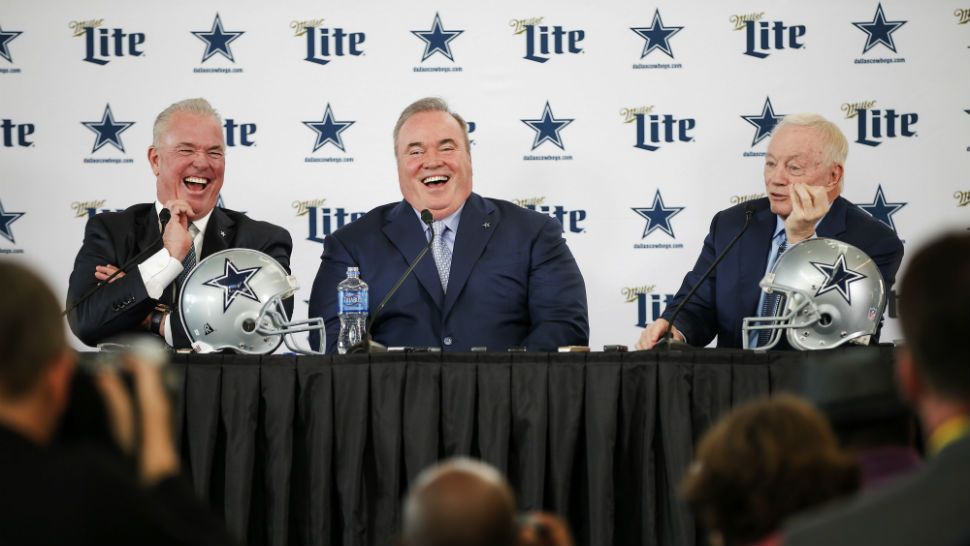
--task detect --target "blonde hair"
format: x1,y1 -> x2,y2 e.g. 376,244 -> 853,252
152,98 -> 223,147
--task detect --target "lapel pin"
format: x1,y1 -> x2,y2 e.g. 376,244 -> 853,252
220,230 -> 226,238
482,222 -> 491,229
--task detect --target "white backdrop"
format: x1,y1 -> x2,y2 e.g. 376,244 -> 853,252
2,0 -> 968,350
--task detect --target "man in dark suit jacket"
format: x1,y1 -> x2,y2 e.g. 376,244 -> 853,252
308,97 -> 588,353
784,233 -> 970,546
636,113 -> 903,349
67,98 -> 292,349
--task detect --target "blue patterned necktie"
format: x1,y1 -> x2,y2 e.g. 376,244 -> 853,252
174,223 -> 199,296
431,221 -> 452,293
756,234 -> 788,347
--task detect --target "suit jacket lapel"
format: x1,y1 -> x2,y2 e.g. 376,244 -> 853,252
816,196 -> 849,239
134,206 -> 163,258
442,194 -> 497,319
201,207 -> 233,258
738,202 -> 777,317
382,201 -> 445,308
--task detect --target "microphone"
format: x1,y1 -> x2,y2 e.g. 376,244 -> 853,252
347,209 -> 435,354
64,208 -> 173,317
654,203 -> 756,350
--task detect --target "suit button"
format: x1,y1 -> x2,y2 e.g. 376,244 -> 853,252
443,337 -> 453,346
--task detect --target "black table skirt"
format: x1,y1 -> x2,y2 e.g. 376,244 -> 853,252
154,347 -> 894,546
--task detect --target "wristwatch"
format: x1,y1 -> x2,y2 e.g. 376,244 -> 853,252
149,305 -> 171,336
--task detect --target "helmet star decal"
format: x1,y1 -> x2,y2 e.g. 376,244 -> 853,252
203,258 -> 261,311
811,253 -> 866,304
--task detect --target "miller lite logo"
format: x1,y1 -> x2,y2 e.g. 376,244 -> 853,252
730,12 -> 806,59
292,19 -> 365,66
297,199 -> 365,244
622,285 -> 676,328
71,200 -> 124,220
71,19 -> 145,66
845,101 -> 918,147
514,197 -> 587,234
223,119 -> 256,147
1,119 -> 33,147
621,106 -> 695,152
511,17 -> 584,63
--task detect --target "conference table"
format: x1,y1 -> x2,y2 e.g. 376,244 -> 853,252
112,346 -> 896,546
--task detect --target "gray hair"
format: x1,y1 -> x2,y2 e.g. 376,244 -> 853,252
152,98 -> 223,147
775,113 -> 848,184
393,97 -> 470,155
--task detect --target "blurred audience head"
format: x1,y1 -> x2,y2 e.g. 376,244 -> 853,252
681,394 -> 859,546
402,457 -> 517,546
896,232 -> 970,408
0,260 -> 75,443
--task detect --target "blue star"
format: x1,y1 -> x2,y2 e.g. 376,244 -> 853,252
0,200 -> 25,244
632,190 -> 685,239
741,97 -> 785,147
81,104 -> 135,154
411,13 -> 464,62
192,13 -> 244,63
630,9 -> 683,59
303,104 -> 355,152
521,101 -> 574,151
0,25 -> 23,63
811,254 -> 866,304
852,3 -> 906,54
858,184 -> 906,233
203,258 -> 261,312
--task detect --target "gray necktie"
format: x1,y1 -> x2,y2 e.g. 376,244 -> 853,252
431,221 -> 452,293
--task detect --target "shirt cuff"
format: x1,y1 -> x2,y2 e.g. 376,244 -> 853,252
137,248 -> 183,300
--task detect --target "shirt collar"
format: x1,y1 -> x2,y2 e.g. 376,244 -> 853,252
155,201 -> 213,237
413,203 -> 465,234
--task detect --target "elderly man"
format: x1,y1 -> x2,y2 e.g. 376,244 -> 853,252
67,98 -> 292,349
308,97 -> 588,352
784,232 -> 970,546
636,113 -> 903,350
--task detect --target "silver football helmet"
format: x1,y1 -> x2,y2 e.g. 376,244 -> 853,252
178,248 -> 324,354
742,238 -> 887,351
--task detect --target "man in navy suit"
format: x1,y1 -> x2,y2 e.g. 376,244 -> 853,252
67,98 -> 292,349
308,97 -> 588,353
636,113 -> 903,350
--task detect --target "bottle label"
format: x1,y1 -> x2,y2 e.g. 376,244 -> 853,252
339,289 -> 368,313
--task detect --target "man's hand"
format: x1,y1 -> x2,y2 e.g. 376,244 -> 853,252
93,353 -> 179,486
162,199 -> 195,262
785,183 -> 830,244
635,318 -> 685,350
519,512 -> 574,546
94,264 -> 125,283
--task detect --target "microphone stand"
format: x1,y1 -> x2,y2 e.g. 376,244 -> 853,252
64,209 -> 172,318
346,209 -> 435,354
653,205 -> 756,350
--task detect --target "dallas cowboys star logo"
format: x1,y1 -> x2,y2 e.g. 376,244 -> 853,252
203,258 -> 261,312
81,104 -> 135,153
0,199 -> 25,244
303,104 -> 355,152
858,184 -> 906,233
0,25 -> 23,63
741,97 -> 785,147
521,101 -> 574,151
192,13 -> 244,63
630,9 -> 683,59
411,13 -> 464,62
852,3 -> 906,54
632,190 -> 685,239
811,254 -> 866,304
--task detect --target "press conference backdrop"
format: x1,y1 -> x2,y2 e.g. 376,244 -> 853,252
2,0 -> 968,351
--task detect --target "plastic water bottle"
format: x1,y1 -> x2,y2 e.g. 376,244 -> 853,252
337,266 -> 368,354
